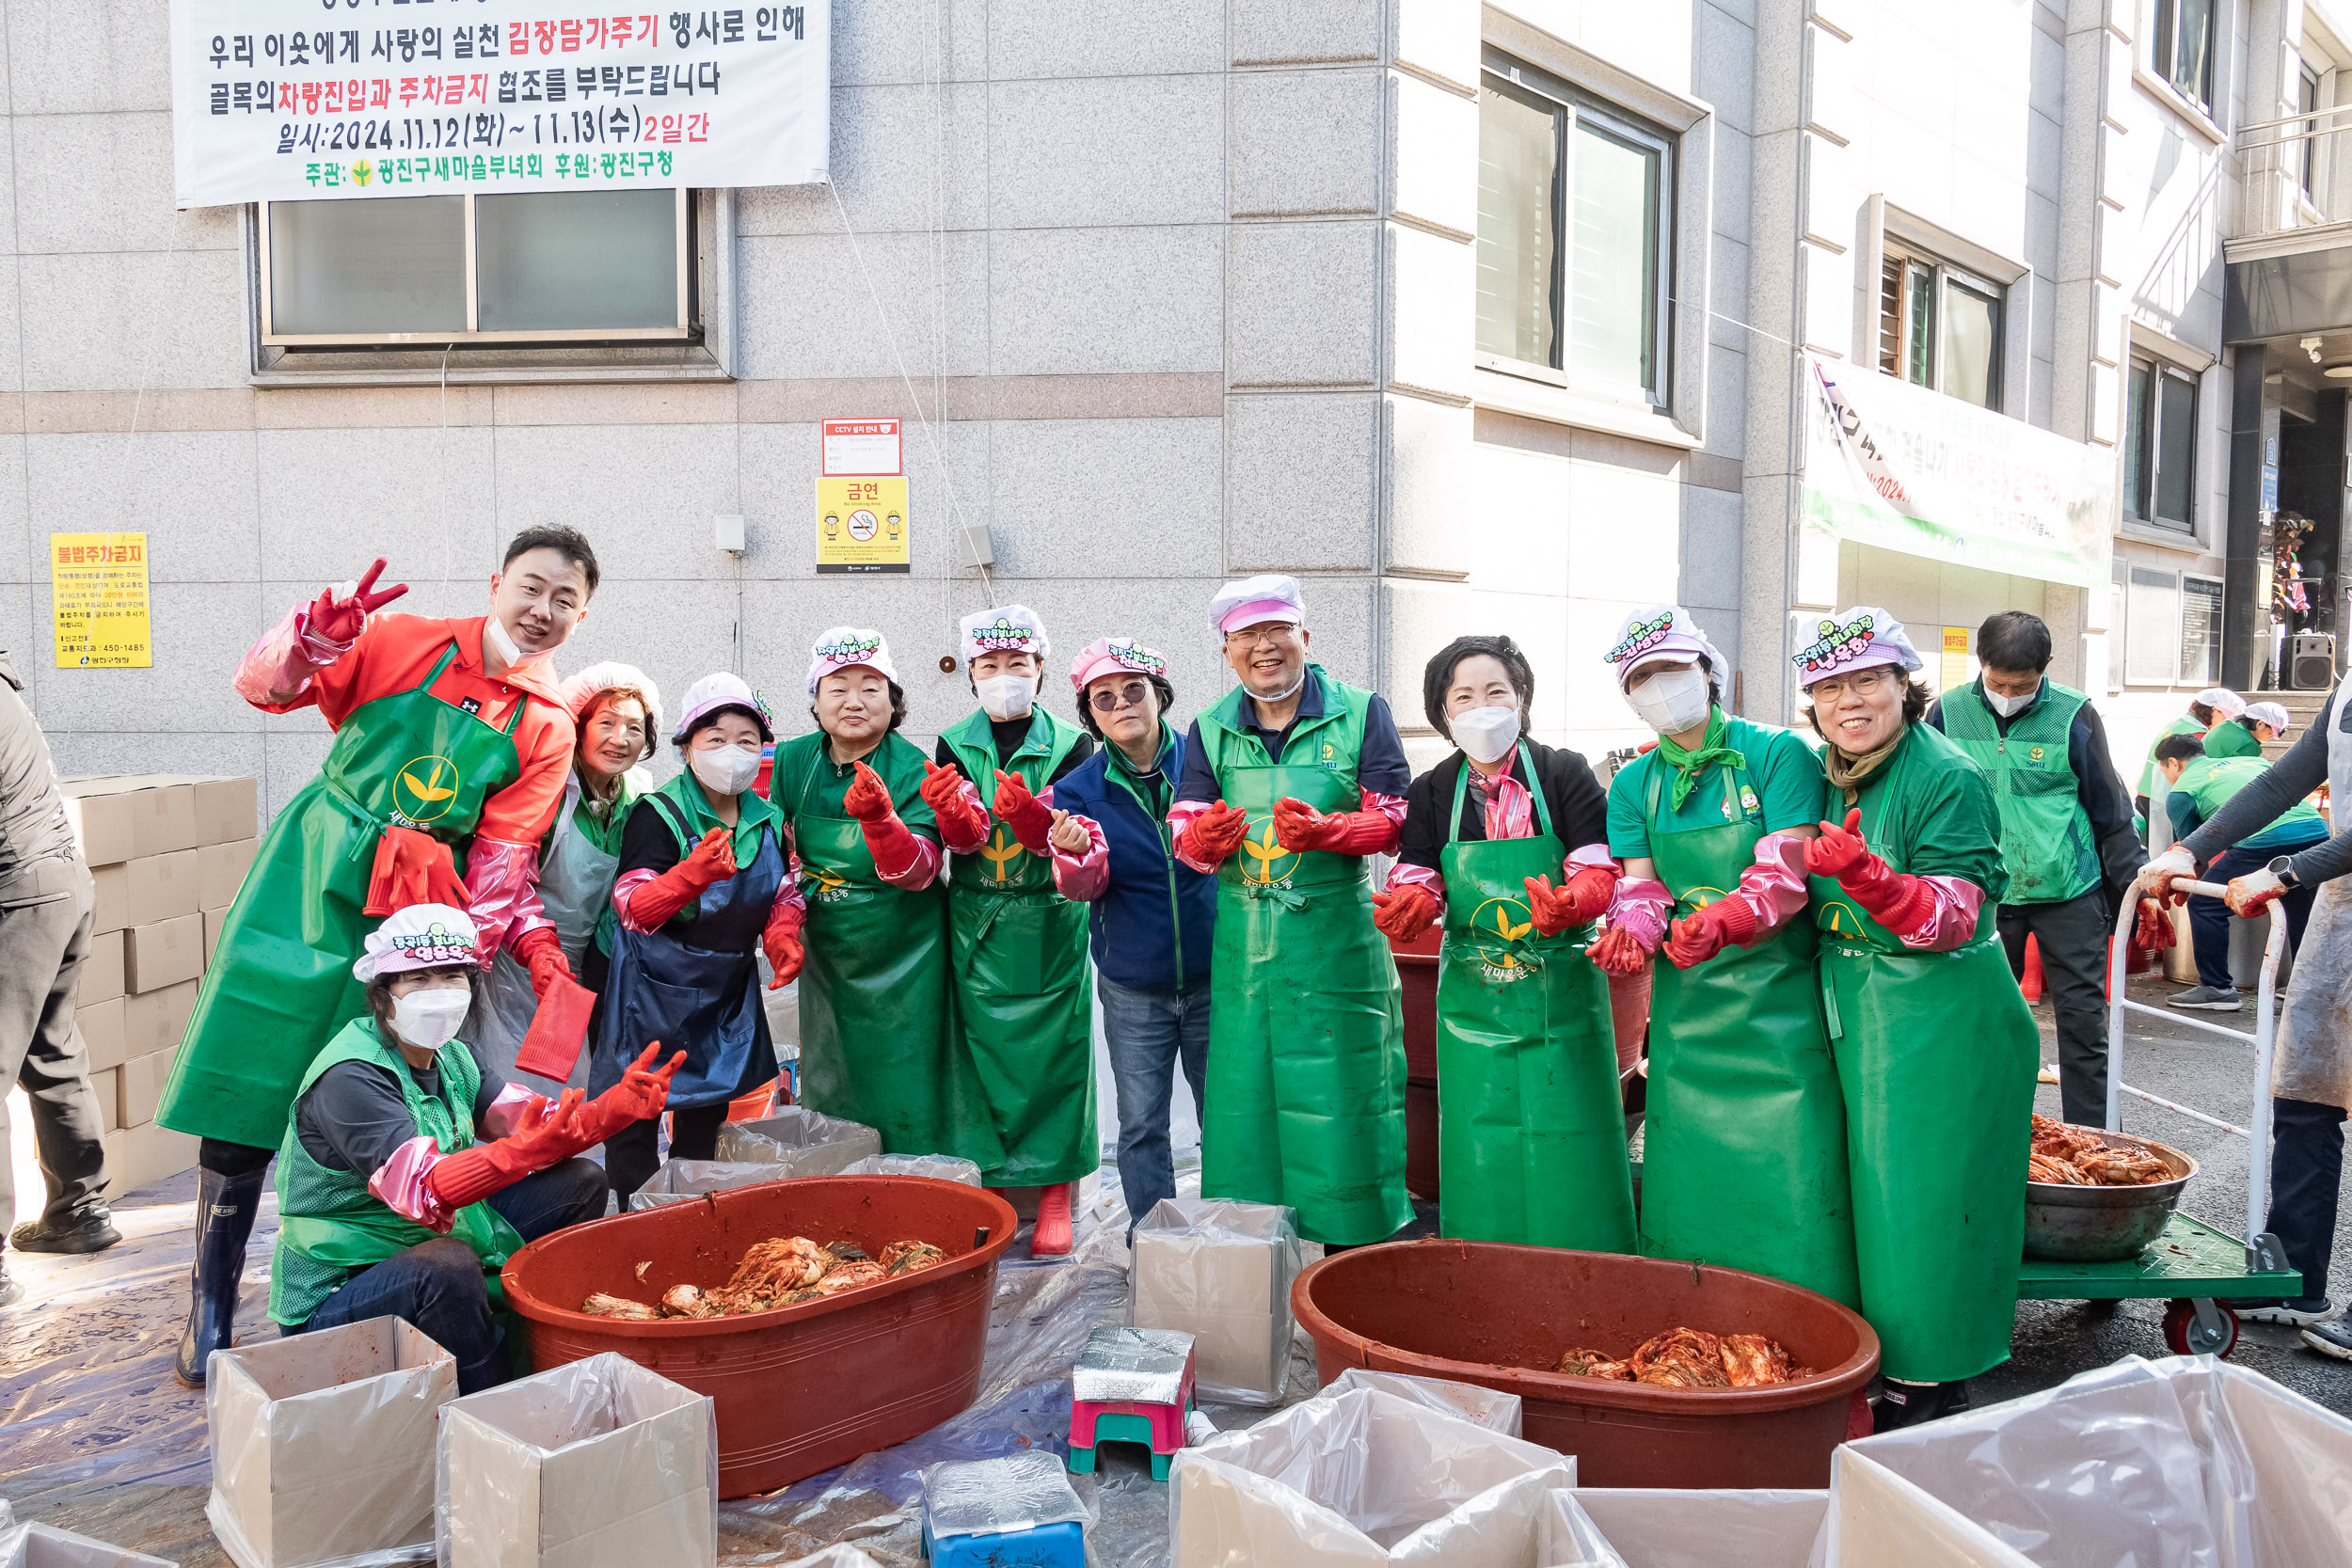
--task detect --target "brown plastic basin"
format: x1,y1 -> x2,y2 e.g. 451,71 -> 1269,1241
501,1174 -> 1018,1497
1293,1240 -> 1879,1488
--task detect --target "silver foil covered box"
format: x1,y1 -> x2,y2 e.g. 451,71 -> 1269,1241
1072,1325 -> 1196,1406
920,1451 -> 1089,1540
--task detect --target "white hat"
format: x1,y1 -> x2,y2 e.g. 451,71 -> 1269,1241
672,672 -> 773,745
1207,574 -> 1306,636
354,904 -> 480,983
561,663 -> 664,750
807,626 -> 898,694
959,604 -> 1050,664
2196,688 -> 2247,720
1791,606 -> 1926,689
2245,701 -> 2291,733
1604,605 -> 1726,691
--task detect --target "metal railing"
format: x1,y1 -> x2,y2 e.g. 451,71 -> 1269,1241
2236,102 -> 2352,238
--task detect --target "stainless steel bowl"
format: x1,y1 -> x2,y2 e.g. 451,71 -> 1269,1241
2023,1132 -> 2197,1262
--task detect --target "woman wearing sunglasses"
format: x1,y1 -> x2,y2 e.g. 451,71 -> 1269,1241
1045,639 -> 1217,1233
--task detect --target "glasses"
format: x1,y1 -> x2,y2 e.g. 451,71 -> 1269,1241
1089,680 -> 1152,714
1808,668 -> 1889,702
1223,624 -> 1300,650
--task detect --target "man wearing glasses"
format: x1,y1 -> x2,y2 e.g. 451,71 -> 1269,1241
1169,576 -> 1416,1247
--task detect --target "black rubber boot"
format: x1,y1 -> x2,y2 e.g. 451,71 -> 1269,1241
1873,1376 -> 1971,1432
174,1166 -> 267,1388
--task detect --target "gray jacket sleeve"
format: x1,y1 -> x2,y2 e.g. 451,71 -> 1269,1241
2180,685 -> 2352,884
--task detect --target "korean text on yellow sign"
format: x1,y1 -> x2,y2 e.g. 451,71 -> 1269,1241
50,532 -> 152,669
816,476 -> 911,574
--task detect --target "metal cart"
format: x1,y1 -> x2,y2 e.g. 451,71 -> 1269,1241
2011,883 -> 2299,1357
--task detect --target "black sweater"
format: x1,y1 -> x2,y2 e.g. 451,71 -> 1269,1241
1397,741 -> 1611,873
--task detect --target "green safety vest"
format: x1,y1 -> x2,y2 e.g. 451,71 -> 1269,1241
2204,721 -> 2264,760
2176,755 -> 2327,839
1940,680 -> 2098,905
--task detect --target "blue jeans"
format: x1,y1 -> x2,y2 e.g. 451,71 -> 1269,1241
2189,845 -> 2319,990
1099,975 -> 1209,1233
294,1157 -> 607,1392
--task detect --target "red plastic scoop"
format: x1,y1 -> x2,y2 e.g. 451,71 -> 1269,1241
515,973 -> 595,1080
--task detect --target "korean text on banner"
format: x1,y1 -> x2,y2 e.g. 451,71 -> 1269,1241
817,477 -> 911,575
1801,354 -> 2114,591
167,1 -> 831,207
50,533 -> 153,671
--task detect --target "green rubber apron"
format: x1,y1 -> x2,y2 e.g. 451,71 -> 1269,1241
942,711 -> 1098,1188
780,751 -> 994,1165
1201,734 -> 1411,1246
1638,758 -> 1860,1305
159,641 -> 525,1152
1434,747 -> 1635,1250
1810,757 -> 2036,1383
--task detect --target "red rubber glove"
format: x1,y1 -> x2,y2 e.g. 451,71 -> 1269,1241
1664,899 -> 1757,969
993,769 -> 1056,854
572,1043 -> 687,1148
423,1087 -> 588,1212
2226,867 -> 2290,918
1371,884 -> 1440,942
842,760 -> 895,822
1177,800 -> 1250,866
1803,808 -> 1939,932
845,761 -> 925,872
625,826 -> 737,929
764,900 -> 804,990
1523,865 -> 1615,935
309,558 -> 408,644
510,925 -> 575,1000
1271,796 -> 1398,856
2133,896 -> 2176,952
918,760 -> 990,847
1588,923 -> 1649,975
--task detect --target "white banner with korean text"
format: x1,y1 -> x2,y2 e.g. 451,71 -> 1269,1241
169,1 -> 829,206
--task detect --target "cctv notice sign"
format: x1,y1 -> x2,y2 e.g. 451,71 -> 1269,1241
168,1 -> 831,207
817,418 -> 909,574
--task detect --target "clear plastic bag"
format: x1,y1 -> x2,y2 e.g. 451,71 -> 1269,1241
776,1551 -> 883,1568
1129,1197 -> 1302,1405
711,1107 -> 882,1176
921,1450 -> 1091,1540
1534,1491 -> 1630,1567
837,1152 -> 985,1186
1168,1386 -> 1573,1564
435,1352 -> 718,1568
207,1318 -> 456,1568
626,1160 -> 790,1211
0,1502 -> 179,1568
1569,1489 -> 1826,1568
1325,1368 -> 1523,1438
1827,1354 -> 2352,1567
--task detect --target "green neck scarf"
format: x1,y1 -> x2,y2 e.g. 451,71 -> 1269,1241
1654,707 -> 1746,810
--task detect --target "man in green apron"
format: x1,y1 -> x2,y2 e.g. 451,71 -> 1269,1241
918,606 -> 1101,1256
1587,606 -> 1857,1306
161,528 -> 599,1386
270,905 -> 676,1393
1928,611 -> 2146,1127
1171,575 -> 1415,1246
1793,607 -> 2039,1430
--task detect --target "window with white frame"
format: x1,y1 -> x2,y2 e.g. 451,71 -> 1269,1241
2123,356 -> 2199,532
1877,245 -> 2004,409
1474,50 -> 1675,406
261,187 -> 693,346
2302,63 -> 2324,202
2153,0 -> 2218,115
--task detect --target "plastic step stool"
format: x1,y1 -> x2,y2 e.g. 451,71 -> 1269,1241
1068,1394 -> 1194,1481
920,1515 -> 1087,1567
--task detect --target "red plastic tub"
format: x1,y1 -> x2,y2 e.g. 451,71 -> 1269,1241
502,1175 -> 1018,1497
1293,1239 -> 1879,1488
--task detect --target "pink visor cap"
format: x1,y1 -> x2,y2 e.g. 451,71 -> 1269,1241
1604,604 -> 1725,691
1207,574 -> 1306,636
1791,606 -> 1926,689
1069,636 -> 1169,692
354,903 -> 481,983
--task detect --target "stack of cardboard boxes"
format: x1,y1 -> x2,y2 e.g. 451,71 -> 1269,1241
59,774 -> 257,1195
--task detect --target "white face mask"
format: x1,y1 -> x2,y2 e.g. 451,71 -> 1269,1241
976,673 -> 1037,721
691,743 -> 762,798
485,612 -> 525,667
1452,705 -> 1521,765
389,986 -> 471,1053
1985,684 -> 2038,718
1628,665 -> 1713,736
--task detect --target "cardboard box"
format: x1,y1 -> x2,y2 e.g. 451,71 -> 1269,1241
206,906 -> 228,965
88,862 -> 128,934
91,1067 -> 119,1133
439,1354 -> 717,1568
115,1119 -> 197,1192
131,782 -> 199,860
208,1318 -> 457,1568
126,914 -> 203,993
195,777 -> 259,847
126,848 -> 202,926
80,928 -> 124,1006
8,1516 -> 178,1568
1131,1198 -> 1303,1404
123,979 -> 199,1059
119,1048 -> 174,1129
200,838 -> 259,911
76,996 -> 126,1072
61,790 -> 137,868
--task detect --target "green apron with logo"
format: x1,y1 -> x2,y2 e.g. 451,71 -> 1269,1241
942,709 -> 1099,1188
1809,726 -> 2037,1383
160,640 -> 526,1152
1198,670 -> 1412,1246
1435,746 -> 1634,1250
270,1017 -> 525,1326
772,732 -> 994,1165
1637,740 -> 1860,1306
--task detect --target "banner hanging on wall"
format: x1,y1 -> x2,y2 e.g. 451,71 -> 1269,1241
1800,354 -> 2115,591
169,1 -> 831,207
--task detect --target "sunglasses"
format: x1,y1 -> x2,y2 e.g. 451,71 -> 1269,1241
1089,679 -> 1152,714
